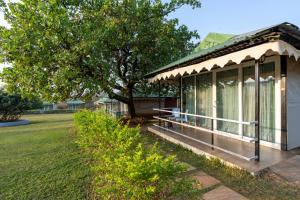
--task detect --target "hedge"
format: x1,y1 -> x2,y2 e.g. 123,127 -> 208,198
74,110 -> 197,199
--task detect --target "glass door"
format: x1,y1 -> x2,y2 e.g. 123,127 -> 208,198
242,63 -> 275,142
216,69 -> 239,134
196,73 -> 212,129
182,76 -> 195,124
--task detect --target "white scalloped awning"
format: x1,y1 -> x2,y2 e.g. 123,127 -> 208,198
149,40 -> 300,83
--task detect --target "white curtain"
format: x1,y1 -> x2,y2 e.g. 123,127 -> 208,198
216,69 -> 239,134
196,73 -> 212,129
182,77 -> 195,124
242,63 -> 275,142
243,66 -> 255,137
260,63 -> 276,142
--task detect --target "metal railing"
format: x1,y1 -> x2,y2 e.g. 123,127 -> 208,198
152,107 -> 259,161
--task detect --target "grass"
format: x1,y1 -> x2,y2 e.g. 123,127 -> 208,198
142,131 -> 300,200
0,114 -> 91,200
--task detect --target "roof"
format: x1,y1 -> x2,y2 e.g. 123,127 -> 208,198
67,100 -> 85,104
146,22 -> 300,78
193,32 -> 234,53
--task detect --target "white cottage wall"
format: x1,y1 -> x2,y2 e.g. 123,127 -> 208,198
287,57 -> 300,150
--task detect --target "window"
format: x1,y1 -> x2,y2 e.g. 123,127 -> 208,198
196,73 -> 212,129
242,66 -> 255,137
216,69 -> 239,134
182,76 -> 195,124
242,63 -> 275,142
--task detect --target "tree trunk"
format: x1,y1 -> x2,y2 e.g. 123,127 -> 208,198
127,86 -> 136,118
127,98 -> 136,118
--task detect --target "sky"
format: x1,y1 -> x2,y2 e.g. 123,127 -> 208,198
0,0 -> 300,74
167,0 -> 300,41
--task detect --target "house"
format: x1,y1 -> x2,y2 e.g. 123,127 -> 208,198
42,102 -> 57,111
41,100 -> 88,111
66,100 -> 86,110
95,97 -> 128,117
95,96 -> 178,118
145,22 -> 300,173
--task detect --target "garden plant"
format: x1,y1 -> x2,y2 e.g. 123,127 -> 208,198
74,110 -> 198,199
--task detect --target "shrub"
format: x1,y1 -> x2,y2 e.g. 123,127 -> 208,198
74,110 -> 196,199
0,90 -> 42,122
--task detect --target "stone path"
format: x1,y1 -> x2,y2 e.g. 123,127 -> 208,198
185,164 -> 248,200
270,155 -> 300,185
181,162 -> 197,171
203,185 -> 248,200
192,171 -> 220,189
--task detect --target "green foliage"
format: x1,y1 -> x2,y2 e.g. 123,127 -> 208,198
0,0 -> 200,116
0,90 -> 42,122
74,110 -> 196,199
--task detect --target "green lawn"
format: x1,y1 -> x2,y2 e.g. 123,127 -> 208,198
0,114 -> 91,200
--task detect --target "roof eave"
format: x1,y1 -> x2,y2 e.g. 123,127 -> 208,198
145,22 -> 300,78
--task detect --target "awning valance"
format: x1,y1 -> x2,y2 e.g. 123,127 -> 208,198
149,40 -> 300,83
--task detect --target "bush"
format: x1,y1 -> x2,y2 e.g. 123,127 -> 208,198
74,110 -> 196,199
0,90 -> 42,122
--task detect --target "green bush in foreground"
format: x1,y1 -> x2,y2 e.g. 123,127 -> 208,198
74,110 -> 197,199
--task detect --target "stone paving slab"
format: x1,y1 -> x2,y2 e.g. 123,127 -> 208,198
270,155 -> 300,184
203,185 -> 248,200
192,171 -> 220,189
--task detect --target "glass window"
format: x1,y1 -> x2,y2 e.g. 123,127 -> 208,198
216,69 -> 239,134
182,76 -> 195,124
196,73 -> 212,129
242,63 -> 275,142
242,66 -> 255,137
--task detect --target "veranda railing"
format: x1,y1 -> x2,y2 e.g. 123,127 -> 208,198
152,108 -> 260,161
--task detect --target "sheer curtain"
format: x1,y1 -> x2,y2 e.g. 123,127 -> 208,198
243,66 -> 255,137
182,76 -> 195,124
242,63 -> 275,142
196,73 -> 212,129
260,63 -> 275,142
216,69 -> 239,134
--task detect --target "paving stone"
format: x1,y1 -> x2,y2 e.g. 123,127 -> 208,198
271,155 -> 300,184
203,185 -> 248,200
192,171 -> 220,189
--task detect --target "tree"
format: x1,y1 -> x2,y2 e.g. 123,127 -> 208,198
0,89 -> 43,122
0,0 -> 200,117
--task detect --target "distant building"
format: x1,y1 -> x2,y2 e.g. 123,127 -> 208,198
41,100 -> 89,111
95,96 -> 178,118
